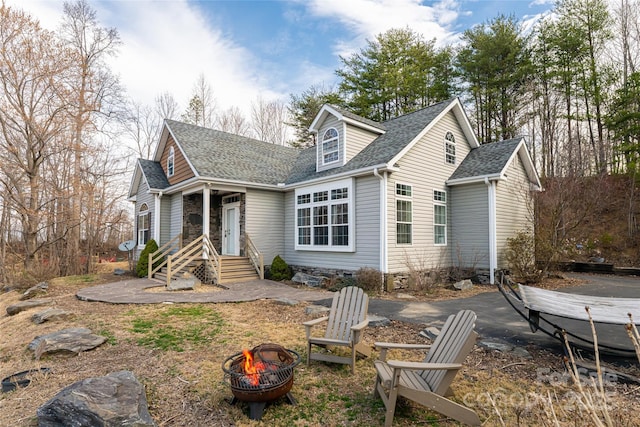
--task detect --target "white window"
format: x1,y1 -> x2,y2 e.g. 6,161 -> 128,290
322,128 -> 339,164
434,190 -> 447,245
396,183 -> 412,244
295,178 -> 354,251
445,131 -> 456,165
137,203 -> 150,247
167,146 -> 175,177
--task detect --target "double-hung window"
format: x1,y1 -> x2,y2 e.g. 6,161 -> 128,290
137,203 -> 150,247
167,146 -> 175,177
433,190 -> 447,245
445,131 -> 456,165
396,183 -> 412,244
295,178 -> 353,251
322,128 -> 339,164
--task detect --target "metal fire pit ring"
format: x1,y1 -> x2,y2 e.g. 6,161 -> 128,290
222,343 -> 301,419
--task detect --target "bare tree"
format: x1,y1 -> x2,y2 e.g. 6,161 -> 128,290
251,95 -> 290,145
60,0 -> 123,274
0,4 -> 73,272
123,100 -> 160,159
216,106 -> 252,137
155,91 -> 179,120
182,73 -> 216,127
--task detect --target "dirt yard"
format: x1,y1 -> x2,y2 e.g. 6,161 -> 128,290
1,266 -> 639,426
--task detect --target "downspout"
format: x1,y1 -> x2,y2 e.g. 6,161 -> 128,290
374,168 -> 388,274
154,192 -> 163,243
485,177 -> 497,284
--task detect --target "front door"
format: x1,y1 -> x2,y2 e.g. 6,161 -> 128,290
222,203 -> 240,256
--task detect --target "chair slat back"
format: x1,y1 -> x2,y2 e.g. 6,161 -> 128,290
325,286 -> 368,342
421,310 -> 477,394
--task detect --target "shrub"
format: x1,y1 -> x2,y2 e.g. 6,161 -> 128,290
269,255 -> 292,281
355,267 -> 383,293
505,230 -> 544,283
136,239 -> 159,278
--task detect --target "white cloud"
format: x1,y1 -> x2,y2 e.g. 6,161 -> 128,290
6,0 -> 282,116
303,0 -> 460,57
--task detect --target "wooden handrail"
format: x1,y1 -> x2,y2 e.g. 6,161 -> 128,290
245,234 -> 264,279
166,234 -> 220,285
148,234 -> 182,279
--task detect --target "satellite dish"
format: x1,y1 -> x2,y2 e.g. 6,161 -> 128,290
118,240 -> 136,252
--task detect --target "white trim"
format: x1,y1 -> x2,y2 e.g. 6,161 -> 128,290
374,168 -> 388,273
433,189 -> 447,246
487,179 -> 497,284
388,98 -> 479,167
394,181 -> 413,245
446,174 -> 504,186
321,127 -> 340,165
167,146 -> 175,177
153,193 -> 162,242
294,178 -> 355,252
309,104 -> 385,135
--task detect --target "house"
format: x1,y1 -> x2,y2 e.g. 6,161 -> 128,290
127,98 -> 541,285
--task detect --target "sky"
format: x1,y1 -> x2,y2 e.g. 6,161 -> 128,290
10,0 -> 554,118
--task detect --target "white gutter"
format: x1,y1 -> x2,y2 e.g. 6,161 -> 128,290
485,177 -> 497,284
373,168 -> 388,274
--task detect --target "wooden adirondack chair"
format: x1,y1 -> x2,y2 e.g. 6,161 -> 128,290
373,309 -> 480,426
303,286 -> 370,374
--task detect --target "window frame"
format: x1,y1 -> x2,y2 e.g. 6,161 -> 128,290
137,203 -> 150,248
294,178 -> 354,252
395,182 -> 413,245
321,128 -> 340,165
444,131 -> 456,165
167,146 -> 175,177
433,189 -> 447,246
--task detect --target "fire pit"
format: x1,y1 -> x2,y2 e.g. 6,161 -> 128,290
222,343 -> 301,420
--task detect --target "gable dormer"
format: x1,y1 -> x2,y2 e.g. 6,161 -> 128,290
310,104 -> 385,172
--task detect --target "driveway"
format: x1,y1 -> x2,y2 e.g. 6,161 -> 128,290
367,273 -> 640,355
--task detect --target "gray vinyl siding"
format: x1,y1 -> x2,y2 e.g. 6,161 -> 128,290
316,115 -> 344,172
386,111 -> 473,273
495,155 -> 534,268
345,123 -> 377,162
134,179 -> 154,259
283,175 -> 380,271
160,195 -> 171,246
170,192 -> 183,251
449,183 -> 490,269
245,189 -> 285,265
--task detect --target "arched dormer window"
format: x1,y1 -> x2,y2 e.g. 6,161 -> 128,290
167,146 -> 175,177
444,131 -> 456,164
322,128 -> 339,165
138,203 -> 150,247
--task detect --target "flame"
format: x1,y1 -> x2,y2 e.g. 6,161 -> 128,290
242,349 -> 266,386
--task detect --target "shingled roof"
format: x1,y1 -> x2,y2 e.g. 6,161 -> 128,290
139,159 -> 170,189
447,137 -> 524,183
165,120 -> 300,186
286,99 -> 453,184
139,99 -> 466,189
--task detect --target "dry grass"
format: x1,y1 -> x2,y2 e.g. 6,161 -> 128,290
1,268 -> 639,426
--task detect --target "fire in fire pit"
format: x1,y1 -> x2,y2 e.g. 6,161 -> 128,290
222,343 -> 301,420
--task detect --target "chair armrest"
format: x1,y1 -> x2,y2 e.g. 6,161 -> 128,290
350,319 -> 369,344
386,360 -> 462,371
374,342 -> 432,362
351,319 -> 369,332
303,316 -> 328,327
303,316 -> 328,339
375,342 -> 432,350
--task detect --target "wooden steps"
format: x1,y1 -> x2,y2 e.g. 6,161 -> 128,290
153,257 -> 258,285
219,256 -> 259,284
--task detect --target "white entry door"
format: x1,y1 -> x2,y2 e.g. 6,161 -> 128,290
222,203 -> 240,256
